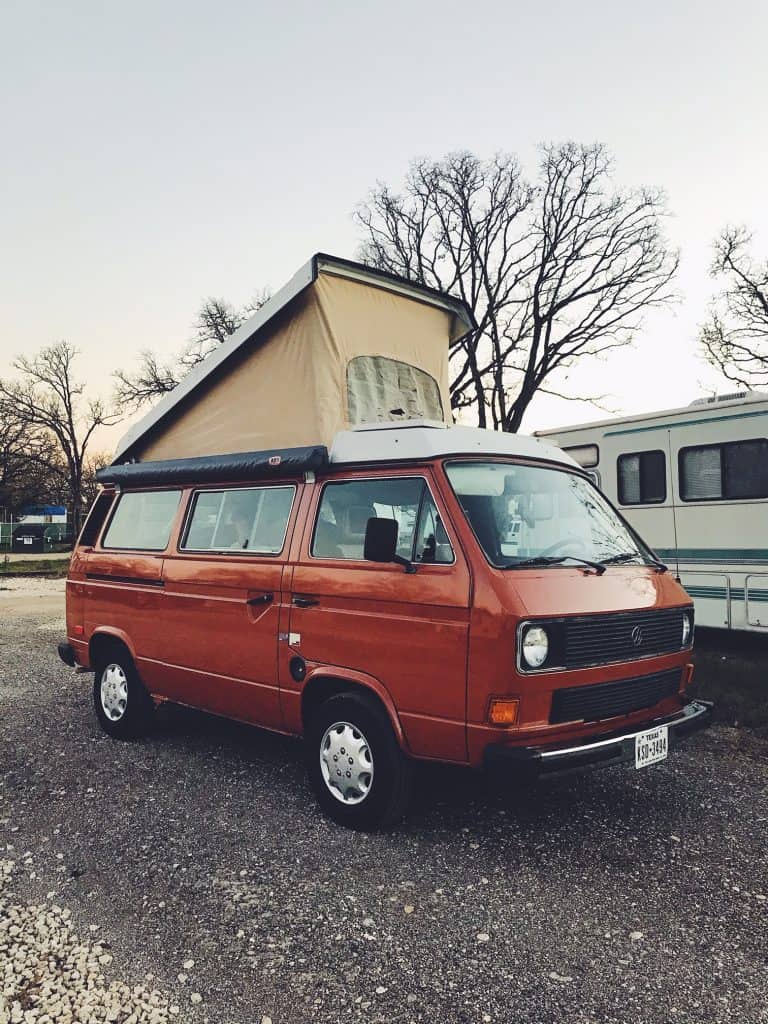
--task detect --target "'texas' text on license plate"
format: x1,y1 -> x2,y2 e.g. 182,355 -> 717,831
635,725 -> 669,769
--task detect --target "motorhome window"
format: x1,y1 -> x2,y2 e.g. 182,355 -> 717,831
445,461 -> 654,569
312,477 -> 437,561
617,451 -> 666,505
102,490 -> 182,551
347,356 -> 443,425
563,444 -> 599,468
680,439 -> 768,501
181,486 -> 295,554
724,440 -> 768,498
78,491 -> 115,547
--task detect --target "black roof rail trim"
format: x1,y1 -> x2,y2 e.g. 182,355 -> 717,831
97,446 -> 329,487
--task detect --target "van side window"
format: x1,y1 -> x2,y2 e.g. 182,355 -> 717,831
617,451 -> 666,505
181,486 -> 295,554
680,439 -> 768,501
313,477 -> 430,561
102,490 -> 182,551
413,492 -> 454,564
78,491 -> 115,547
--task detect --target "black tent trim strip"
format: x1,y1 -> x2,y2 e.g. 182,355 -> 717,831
96,446 -> 329,487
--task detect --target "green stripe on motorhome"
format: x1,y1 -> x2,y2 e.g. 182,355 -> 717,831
683,586 -> 768,602
656,548 -> 768,563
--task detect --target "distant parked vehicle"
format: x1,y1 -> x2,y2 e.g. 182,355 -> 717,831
537,392 -> 768,633
12,523 -> 46,553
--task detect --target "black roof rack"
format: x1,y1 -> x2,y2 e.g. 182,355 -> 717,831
96,446 -> 329,488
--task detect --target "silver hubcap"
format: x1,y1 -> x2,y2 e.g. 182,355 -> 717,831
100,663 -> 128,722
320,721 -> 373,805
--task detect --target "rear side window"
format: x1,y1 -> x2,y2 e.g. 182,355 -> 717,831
181,486 -> 295,554
617,451 -> 666,505
78,491 -> 115,547
312,477 -> 453,564
102,490 -> 182,551
680,439 -> 768,501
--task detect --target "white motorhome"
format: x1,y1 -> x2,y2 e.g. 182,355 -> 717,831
537,392 -> 768,633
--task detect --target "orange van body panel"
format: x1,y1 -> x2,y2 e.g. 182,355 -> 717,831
66,457 -> 696,770
283,466 -> 471,761
281,664 -> 409,750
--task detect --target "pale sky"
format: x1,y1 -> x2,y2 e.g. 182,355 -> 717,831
2,0 -> 767,455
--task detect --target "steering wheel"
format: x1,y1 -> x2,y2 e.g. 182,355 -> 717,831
538,536 -> 585,558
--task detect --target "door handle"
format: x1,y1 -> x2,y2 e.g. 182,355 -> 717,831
246,593 -> 274,606
292,595 -> 319,608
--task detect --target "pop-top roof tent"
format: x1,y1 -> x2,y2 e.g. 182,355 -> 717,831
113,253 -> 477,464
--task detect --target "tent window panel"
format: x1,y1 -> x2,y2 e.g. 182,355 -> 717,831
102,490 -> 182,551
617,451 -> 666,505
182,486 -> 295,553
347,356 -> 443,426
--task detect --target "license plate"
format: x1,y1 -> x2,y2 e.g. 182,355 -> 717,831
635,725 -> 668,769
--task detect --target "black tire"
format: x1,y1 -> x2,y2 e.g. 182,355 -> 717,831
92,646 -> 155,739
306,692 -> 413,830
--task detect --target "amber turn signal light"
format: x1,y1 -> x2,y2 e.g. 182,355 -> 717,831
489,698 -> 519,726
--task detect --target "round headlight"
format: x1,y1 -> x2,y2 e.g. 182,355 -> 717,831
682,611 -> 693,647
522,625 -> 549,668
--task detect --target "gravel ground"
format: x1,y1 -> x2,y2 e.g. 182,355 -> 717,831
1,583 -> 767,1024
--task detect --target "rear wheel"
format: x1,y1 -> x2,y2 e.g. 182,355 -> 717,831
93,647 -> 154,739
306,692 -> 412,830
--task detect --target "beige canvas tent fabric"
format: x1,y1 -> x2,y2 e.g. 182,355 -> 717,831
134,270 -> 461,461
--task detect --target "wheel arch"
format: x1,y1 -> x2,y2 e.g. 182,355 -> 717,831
300,670 -> 409,753
88,628 -> 136,669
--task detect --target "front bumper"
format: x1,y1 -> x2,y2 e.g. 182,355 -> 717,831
484,699 -> 713,778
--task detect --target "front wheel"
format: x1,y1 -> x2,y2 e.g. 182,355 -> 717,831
306,692 -> 413,830
93,648 -> 155,739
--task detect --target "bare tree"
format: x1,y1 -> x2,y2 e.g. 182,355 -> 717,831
0,407 -> 60,515
357,144 -> 678,431
115,292 -> 270,410
0,342 -> 120,533
701,227 -> 768,389
82,452 -> 112,508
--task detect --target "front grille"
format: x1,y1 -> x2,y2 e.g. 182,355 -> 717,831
563,608 -> 685,668
550,668 -> 681,725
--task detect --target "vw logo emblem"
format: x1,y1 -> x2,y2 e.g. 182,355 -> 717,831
631,625 -> 644,646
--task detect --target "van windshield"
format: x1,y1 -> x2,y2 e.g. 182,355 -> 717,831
445,461 -> 654,569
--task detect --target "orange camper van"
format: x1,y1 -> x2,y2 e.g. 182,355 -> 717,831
58,255 -> 711,828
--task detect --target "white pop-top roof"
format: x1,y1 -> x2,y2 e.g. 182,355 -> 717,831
329,421 -> 580,468
114,253 -> 476,462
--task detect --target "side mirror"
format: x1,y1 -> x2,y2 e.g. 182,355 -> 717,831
363,517 -> 416,573
364,517 -> 398,562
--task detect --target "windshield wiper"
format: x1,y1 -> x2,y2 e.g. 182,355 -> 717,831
601,551 -> 668,573
504,555 -> 606,575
